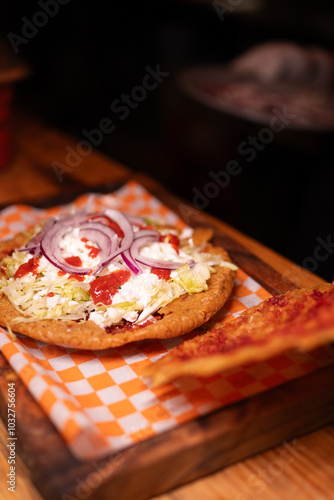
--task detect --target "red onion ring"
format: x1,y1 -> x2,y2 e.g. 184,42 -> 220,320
121,249 -> 143,275
104,209 -> 134,250
95,209 -> 135,274
130,230 -> 189,270
35,210 -> 135,275
40,221 -> 116,275
19,219 -> 56,257
121,230 -> 158,275
19,210 -> 189,277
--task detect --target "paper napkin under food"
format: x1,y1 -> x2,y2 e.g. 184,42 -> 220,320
0,181 -> 333,460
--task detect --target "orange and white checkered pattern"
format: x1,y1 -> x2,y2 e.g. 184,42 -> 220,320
0,181 -> 333,460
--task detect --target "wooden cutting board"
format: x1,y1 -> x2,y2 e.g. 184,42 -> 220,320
0,182 -> 333,500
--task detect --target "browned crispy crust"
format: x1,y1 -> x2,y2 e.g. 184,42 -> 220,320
143,284 -> 334,385
0,228 -> 235,349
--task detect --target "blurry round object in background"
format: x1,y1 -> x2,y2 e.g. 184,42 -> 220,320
179,41 -> 334,131
229,41 -> 334,89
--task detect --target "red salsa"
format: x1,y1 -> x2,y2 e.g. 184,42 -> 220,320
159,233 -> 180,254
64,256 -> 82,267
14,257 -> 40,279
151,268 -> 171,280
68,274 -> 85,282
81,238 -> 100,258
88,247 -> 99,258
89,269 -> 131,305
88,215 -> 124,238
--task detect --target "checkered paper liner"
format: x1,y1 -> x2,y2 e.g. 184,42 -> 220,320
0,181 -> 333,460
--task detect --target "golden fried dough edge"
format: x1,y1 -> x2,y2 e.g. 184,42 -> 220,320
143,284 -> 334,385
0,231 -> 235,349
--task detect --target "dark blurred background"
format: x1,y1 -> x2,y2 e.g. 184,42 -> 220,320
1,0 -> 334,281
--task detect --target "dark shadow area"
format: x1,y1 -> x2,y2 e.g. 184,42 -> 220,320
1,0 -> 334,281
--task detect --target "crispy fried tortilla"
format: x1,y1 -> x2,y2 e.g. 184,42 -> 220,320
143,284 -> 334,385
0,225 -> 236,349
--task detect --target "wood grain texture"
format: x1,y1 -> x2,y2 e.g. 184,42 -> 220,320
0,115 -> 332,500
0,390 -> 43,500
0,354 -> 333,500
0,113 -> 130,206
154,425 -> 334,500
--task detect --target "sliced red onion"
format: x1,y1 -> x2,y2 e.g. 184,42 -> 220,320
34,213 -> 89,259
18,244 -> 37,254
57,213 -> 89,225
79,223 -> 118,272
133,229 -> 159,240
41,223 -> 98,275
127,214 -> 145,224
96,209 -> 135,273
126,214 -> 147,229
18,219 -> 56,256
121,230 -> 158,274
104,209 -> 134,250
34,210 -> 134,276
78,223 -> 118,253
121,249 -> 143,275
18,209 -> 190,277
130,230 -> 189,270
40,219 -> 121,275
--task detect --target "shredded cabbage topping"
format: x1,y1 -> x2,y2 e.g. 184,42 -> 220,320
0,223 -> 237,330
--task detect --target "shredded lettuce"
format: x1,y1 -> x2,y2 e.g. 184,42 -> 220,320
0,270 -> 92,322
1,250 -> 28,278
6,323 -> 16,340
171,262 -> 211,294
0,225 -> 237,329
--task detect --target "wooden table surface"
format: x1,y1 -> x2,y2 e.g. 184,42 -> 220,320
0,114 -> 333,500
